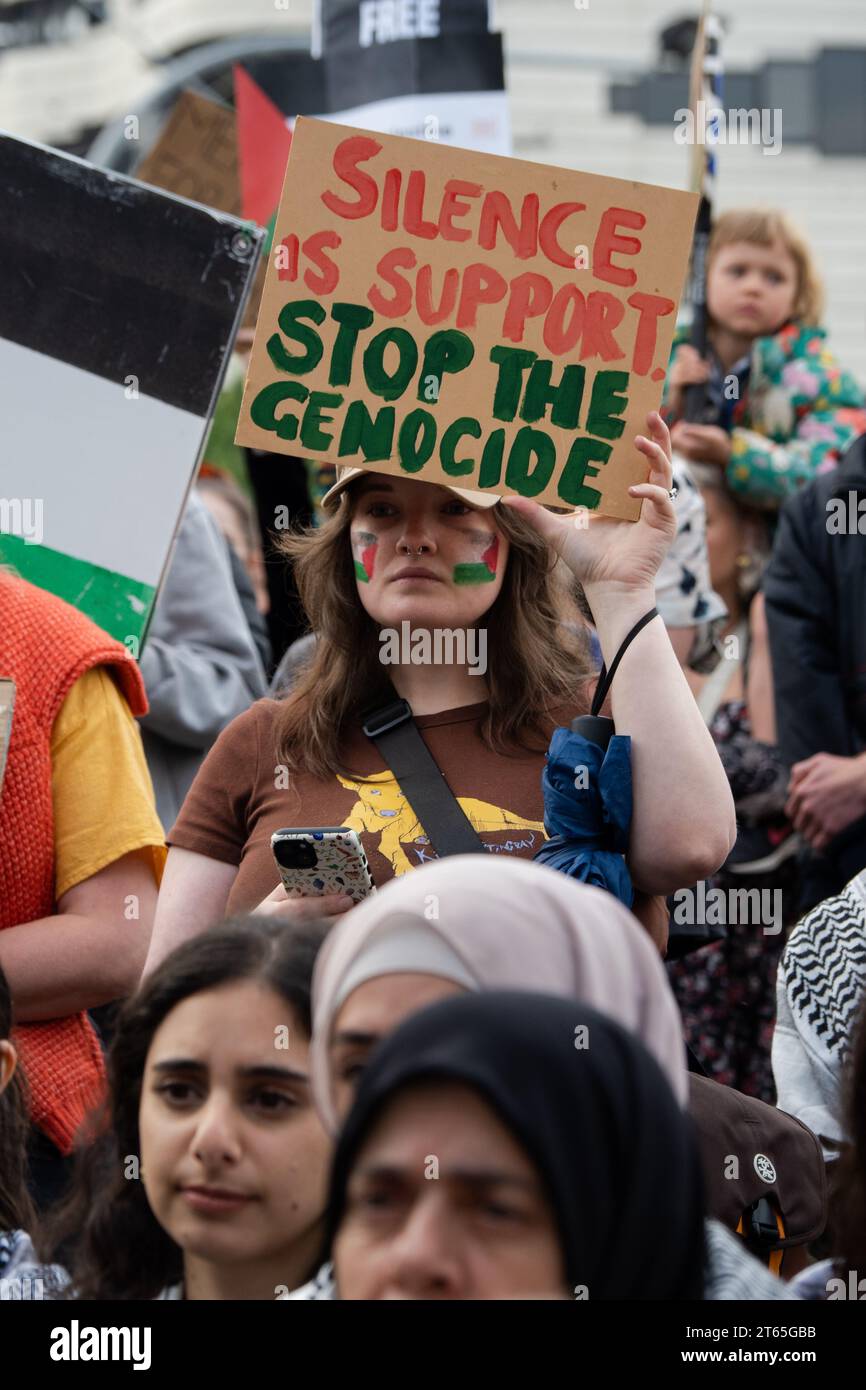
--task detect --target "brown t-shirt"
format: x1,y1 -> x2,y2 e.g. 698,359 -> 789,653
169,698 -> 572,914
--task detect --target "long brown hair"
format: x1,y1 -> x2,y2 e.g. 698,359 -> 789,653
274,492 -> 591,779
0,964 -> 37,1233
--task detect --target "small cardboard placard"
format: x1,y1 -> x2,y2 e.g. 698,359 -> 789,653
136,90 -> 266,331
236,117 -> 698,519
135,90 -> 241,216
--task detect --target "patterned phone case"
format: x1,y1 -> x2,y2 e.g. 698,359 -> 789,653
271,828 -> 375,904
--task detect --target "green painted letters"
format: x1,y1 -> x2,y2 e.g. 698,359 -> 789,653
398,409 -> 437,472
250,381 -> 309,440
267,300 -> 326,374
300,391 -> 344,451
520,361 -> 586,429
337,400 -> 395,460
586,370 -> 629,441
329,303 -> 375,386
557,437 -> 612,507
489,345 -> 537,422
441,417 -> 482,476
417,330 -> 475,402
504,427 -> 556,498
478,428 -> 505,489
363,327 -> 419,401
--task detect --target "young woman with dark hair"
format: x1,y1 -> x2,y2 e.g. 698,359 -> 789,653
45,917 -> 331,1300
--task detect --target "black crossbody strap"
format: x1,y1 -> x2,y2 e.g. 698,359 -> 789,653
591,607 -> 659,717
361,688 -> 485,858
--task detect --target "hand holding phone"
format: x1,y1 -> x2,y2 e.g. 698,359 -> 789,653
254,883 -> 355,922
271,827 -> 374,906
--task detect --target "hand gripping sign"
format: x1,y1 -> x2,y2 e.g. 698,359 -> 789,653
237,118 -> 698,520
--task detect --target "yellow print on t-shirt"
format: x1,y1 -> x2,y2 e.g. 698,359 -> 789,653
337,771 -> 546,876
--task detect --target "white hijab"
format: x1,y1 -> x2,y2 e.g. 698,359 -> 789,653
311,855 -> 687,1129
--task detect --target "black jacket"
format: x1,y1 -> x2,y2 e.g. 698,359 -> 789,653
764,433 -> 866,904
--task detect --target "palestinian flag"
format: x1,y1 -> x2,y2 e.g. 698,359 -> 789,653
454,535 -> 499,585
354,535 -> 377,582
0,134 -> 262,645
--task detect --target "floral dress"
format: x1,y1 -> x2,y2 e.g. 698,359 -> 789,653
663,321 -> 866,509
666,699 -> 799,1101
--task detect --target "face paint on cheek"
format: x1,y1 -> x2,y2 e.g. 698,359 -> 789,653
352,530 -> 378,583
453,531 -> 499,585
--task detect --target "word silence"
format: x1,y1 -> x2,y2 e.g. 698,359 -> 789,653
237,118 -> 698,518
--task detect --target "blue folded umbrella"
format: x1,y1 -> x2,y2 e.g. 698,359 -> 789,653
533,727 -> 634,907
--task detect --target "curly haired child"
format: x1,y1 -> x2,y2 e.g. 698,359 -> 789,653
664,208 -> 866,508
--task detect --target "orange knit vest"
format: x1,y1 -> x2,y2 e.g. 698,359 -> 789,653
0,572 -> 149,1154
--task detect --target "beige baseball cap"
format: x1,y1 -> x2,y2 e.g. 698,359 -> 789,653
321,466 -> 500,511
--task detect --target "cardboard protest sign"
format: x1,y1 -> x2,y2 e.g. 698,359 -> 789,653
134,90 -> 241,216
0,134 -> 263,646
236,118 -> 698,519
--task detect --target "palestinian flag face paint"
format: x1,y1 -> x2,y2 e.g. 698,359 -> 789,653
353,530 -> 378,583
453,532 -> 499,585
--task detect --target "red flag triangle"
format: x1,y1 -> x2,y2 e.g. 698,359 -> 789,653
233,64 -> 293,226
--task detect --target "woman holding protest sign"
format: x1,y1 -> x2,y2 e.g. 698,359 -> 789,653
143,406 -> 735,972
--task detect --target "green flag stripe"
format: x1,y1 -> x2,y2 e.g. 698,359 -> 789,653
453,562 -> 496,585
0,534 -> 155,645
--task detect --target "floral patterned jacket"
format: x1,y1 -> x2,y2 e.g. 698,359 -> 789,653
663,322 -> 866,509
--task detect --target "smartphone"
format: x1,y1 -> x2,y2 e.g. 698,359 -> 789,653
271,827 -> 374,905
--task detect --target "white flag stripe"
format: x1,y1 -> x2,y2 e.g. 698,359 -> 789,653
0,337 -> 203,588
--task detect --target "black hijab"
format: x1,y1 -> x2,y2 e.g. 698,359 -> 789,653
327,991 -> 706,1299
